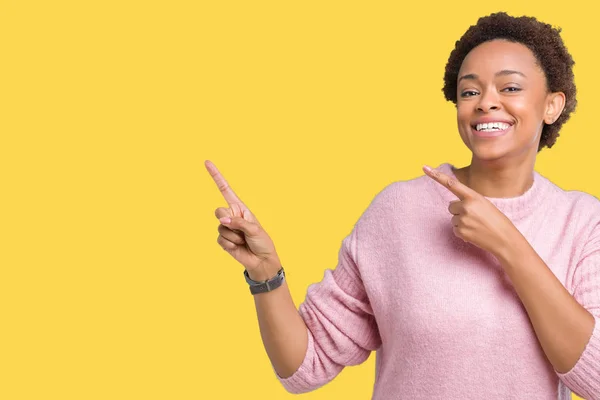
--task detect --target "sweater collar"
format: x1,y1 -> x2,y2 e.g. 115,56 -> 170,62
429,162 -> 549,222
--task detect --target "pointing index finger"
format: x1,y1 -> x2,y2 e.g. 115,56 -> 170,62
205,160 -> 247,208
423,165 -> 474,200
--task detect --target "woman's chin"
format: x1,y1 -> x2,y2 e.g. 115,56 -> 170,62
470,144 -> 511,162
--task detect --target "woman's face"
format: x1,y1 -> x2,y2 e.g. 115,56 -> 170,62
456,39 -> 561,163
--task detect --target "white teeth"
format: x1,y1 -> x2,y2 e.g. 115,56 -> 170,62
475,122 -> 510,131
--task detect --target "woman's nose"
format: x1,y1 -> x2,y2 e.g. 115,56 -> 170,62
476,90 -> 500,112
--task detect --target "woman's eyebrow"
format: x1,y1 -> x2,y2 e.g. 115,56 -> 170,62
458,69 -> 527,83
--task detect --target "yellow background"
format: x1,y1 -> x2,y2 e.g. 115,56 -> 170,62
2,0 -> 597,399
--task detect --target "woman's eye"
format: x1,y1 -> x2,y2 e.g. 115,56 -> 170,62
503,87 -> 521,92
460,91 -> 478,98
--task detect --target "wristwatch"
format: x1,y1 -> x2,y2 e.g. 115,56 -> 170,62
244,267 -> 285,295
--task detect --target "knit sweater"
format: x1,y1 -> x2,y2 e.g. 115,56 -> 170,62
272,162 -> 600,400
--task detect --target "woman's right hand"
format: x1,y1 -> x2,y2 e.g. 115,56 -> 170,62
205,160 -> 282,281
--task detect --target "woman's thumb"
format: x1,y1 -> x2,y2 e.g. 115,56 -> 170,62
243,208 -> 262,228
222,215 -> 259,237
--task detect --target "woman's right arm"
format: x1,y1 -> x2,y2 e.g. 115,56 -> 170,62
206,160 -> 381,393
206,160 -> 308,378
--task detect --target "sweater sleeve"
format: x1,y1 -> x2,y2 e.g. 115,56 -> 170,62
555,221 -> 600,399
272,225 -> 382,394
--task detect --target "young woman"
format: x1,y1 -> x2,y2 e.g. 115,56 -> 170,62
206,12 -> 599,399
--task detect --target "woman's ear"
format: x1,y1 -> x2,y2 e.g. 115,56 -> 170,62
544,92 -> 566,124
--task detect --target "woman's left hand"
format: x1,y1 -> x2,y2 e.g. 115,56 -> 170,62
423,165 -> 520,258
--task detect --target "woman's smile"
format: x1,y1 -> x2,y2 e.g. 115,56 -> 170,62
471,123 -> 513,138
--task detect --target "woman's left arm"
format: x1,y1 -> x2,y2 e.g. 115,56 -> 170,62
498,227 -> 600,398
422,165 -> 600,398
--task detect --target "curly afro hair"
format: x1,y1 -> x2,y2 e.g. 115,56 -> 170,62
442,12 -> 577,152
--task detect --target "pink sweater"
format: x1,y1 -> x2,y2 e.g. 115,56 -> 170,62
273,162 -> 600,399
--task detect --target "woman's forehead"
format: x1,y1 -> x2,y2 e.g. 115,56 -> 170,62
458,40 -> 541,78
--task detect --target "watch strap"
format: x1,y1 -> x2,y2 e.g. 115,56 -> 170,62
244,267 -> 285,295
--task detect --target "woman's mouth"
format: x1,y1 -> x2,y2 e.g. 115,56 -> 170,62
471,122 -> 512,138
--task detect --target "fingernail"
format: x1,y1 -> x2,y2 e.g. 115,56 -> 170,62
423,165 -> 432,173
219,217 -> 231,224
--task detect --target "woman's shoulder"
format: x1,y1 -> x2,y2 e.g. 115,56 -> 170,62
542,179 -> 600,238
553,181 -> 600,214
354,172 -> 434,232
566,190 -> 600,229
367,172 -> 431,208
533,169 -> 600,213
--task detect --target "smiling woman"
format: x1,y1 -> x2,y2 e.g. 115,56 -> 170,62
443,12 -> 577,153
449,38 -> 568,197
207,11 -> 600,400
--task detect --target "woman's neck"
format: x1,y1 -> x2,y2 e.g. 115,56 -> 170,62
453,158 -> 536,199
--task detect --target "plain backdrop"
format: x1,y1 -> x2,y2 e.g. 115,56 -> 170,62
2,1 -> 598,399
